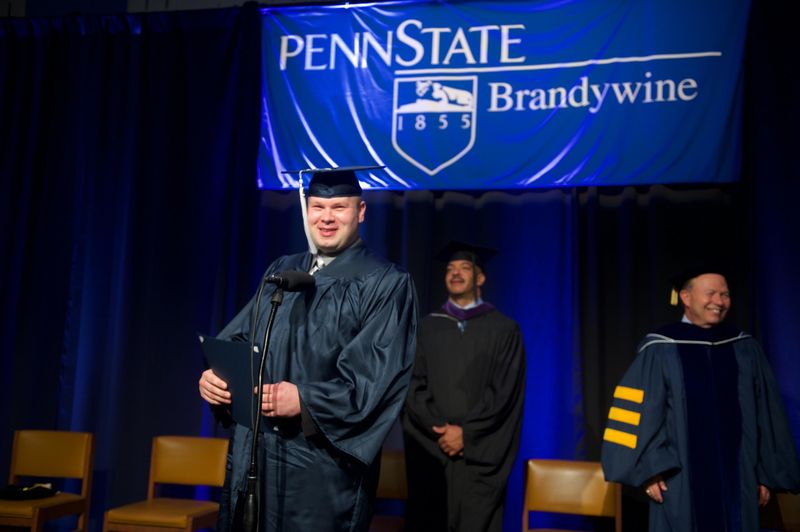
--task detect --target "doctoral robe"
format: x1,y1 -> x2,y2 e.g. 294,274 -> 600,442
602,321 -> 800,532
216,243 -> 417,532
402,304 -> 525,532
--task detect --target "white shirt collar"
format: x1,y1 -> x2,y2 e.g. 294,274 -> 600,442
449,297 -> 484,310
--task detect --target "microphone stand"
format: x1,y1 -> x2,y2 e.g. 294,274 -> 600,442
233,282 -> 285,532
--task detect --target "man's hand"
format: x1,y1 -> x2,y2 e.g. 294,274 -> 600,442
758,484 -> 771,507
199,369 -> 231,405
644,476 -> 668,504
260,382 -> 300,417
432,423 -> 464,457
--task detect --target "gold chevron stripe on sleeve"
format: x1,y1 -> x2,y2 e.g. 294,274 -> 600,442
614,385 -> 644,404
608,406 -> 641,426
603,427 -> 637,449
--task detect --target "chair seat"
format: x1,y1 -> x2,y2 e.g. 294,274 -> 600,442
529,529 -> 594,532
105,498 -> 219,527
0,492 -> 84,518
368,514 -> 405,532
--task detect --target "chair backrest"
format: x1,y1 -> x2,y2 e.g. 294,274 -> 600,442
376,449 -> 407,500
522,459 -> 620,531
147,436 -> 229,499
10,430 -> 94,497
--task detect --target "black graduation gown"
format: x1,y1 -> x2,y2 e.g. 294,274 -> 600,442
402,307 -> 526,532
601,322 -> 800,532
216,243 -> 418,532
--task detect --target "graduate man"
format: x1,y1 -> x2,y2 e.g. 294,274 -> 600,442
602,268 -> 800,532
402,241 -> 525,532
198,167 -> 417,531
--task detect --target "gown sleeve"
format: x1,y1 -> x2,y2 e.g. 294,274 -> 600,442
601,341 -> 681,487
752,344 -> 800,492
216,294 -> 256,342
461,322 -> 526,477
403,318 -> 449,439
216,256 -> 288,342
296,268 -> 418,465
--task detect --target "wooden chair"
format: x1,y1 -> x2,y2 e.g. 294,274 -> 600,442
522,459 -> 621,532
369,448 -> 408,532
103,435 -> 228,532
761,491 -> 800,532
0,429 -> 94,531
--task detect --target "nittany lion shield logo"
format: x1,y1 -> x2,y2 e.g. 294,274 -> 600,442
392,76 -> 477,176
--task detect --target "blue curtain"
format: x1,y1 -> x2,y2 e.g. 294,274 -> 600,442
747,1 -> 800,446
0,4 -> 263,525
1,3 -> 797,532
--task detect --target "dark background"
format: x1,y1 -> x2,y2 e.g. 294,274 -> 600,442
1,2 -> 797,530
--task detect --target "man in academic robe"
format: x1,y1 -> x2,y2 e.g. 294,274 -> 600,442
601,268 -> 800,531
402,241 -> 526,532
198,167 -> 418,532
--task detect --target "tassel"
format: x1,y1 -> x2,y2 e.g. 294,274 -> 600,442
298,170 -> 318,255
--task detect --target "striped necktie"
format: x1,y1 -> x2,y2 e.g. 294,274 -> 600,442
309,256 -> 325,275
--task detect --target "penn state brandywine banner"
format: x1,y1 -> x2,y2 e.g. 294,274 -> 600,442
258,0 -> 749,190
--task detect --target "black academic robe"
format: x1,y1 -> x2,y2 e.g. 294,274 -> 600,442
216,243 -> 417,532
601,322 -> 800,532
402,307 -> 526,532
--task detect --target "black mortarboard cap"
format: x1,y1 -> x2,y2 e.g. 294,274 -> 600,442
668,263 -> 731,306
283,165 -> 384,198
435,240 -> 497,271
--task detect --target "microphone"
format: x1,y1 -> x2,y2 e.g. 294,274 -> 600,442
232,270 -> 315,532
265,271 -> 316,292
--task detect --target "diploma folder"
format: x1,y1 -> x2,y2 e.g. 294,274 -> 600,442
199,334 -> 260,429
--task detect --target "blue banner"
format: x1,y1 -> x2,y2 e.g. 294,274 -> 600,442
258,0 -> 749,190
